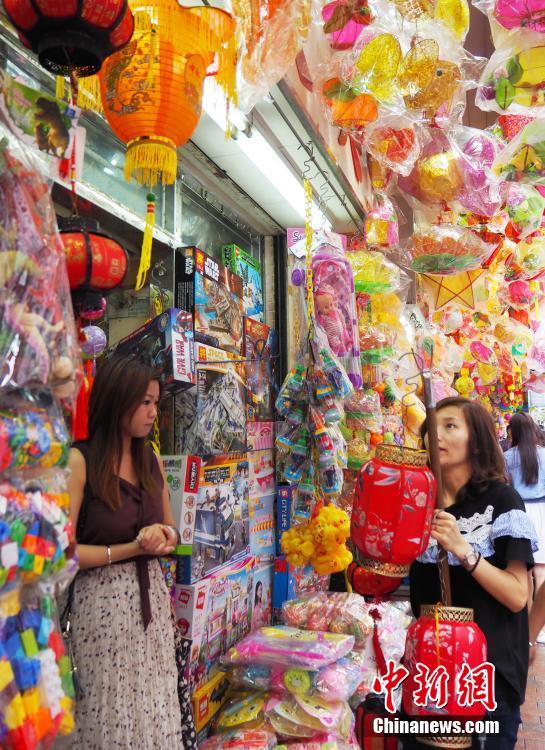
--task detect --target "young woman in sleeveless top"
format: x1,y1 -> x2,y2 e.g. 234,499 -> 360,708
66,354 -> 184,749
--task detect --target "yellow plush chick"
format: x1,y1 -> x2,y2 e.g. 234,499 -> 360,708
455,367 -> 475,397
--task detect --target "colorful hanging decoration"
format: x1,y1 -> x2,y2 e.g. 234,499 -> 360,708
2,0 -> 134,76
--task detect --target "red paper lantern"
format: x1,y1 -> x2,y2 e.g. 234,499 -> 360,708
2,0 -> 134,76
351,445 -> 436,578
355,694 -> 399,750
347,561 -> 403,597
59,217 -> 128,311
403,605 -> 488,746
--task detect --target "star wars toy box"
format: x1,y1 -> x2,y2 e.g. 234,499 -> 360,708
175,342 -> 247,456
174,555 -> 255,691
176,453 -> 251,585
114,308 -> 195,395
174,246 -> 244,356
272,556 -> 330,624
221,244 -> 264,322
244,318 -> 278,423
161,455 -> 201,555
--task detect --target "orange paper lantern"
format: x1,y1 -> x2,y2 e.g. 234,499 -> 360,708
99,0 -> 236,187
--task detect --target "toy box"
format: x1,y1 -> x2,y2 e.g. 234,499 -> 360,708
249,449 -> 275,497
272,556 -> 330,623
114,308 -> 195,395
175,246 -> 244,355
275,484 -> 294,556
249,493 -> 275,566
191,670 -> 231,733
161,455 -> 201,555
247,421 -> 274,452
251,563 -> 273,630
176,555 -> 255,690
176,453 -> 251,584
222,244 -> 264,322
244,318 -> 278,422
175,342 -> 247,456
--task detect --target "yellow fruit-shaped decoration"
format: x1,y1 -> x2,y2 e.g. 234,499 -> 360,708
356,34 -> 401,102
477,362 -> 497,386
415,150 -> 463,203
515,47 -> 545,88
434,0 -> 469,40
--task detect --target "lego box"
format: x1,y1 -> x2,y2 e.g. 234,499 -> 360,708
251,562 -> 273,630
244,318 -> 278,422
222,244 -> 264,322
249,493 -> 275,566
176,453 -> 251,584
175,342 -> 247,456
161,455 -> 201,555
114,308 -> 195,395
246,421 -> 274,452
275,484 -> 294,556
191,670 -> 231,733
272,555 -> 330,623
175,246 -> 244,356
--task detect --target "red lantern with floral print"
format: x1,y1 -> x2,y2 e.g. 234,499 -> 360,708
403,605 -> 488,746
347,560 -> 403,597
351,444 -> 436,578
2,0 -> 134,76
59,217 -> 128,312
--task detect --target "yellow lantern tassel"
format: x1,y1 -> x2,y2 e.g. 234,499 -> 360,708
125,137 -> 177,186
76,75 -> 103,113
135,193 -> 155,291
55,76 -> 65,100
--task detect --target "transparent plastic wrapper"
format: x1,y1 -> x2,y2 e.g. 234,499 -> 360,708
502,182 -> 545,240
474,0 -> 545,35
452,128 -> 502,217
233,0 -> 312,113
477,34 -> 545,115
406,224 -> 490,275
348,250 -> 409,296
0,389 -> 70,475
370,0 -> 471,42
200,730 -> 277,750
265,693 -> 354,740
0,473 -> 75,595
499,278 -> 541,309
505,233 -> 545,280
215,693 -> 273,735
222,626 -> 355,669
344,390 -> 383,433
493,118 -> 545,185
283,592 -> 374,644
274,735 -> 359,750
358,322 -> 395,365
0,115 -> 80,400
322,0 -> 375,52
363,114 -> 427,177
229,652 -> 365,702
363,195 -> 399,249
0,584 -> 75,747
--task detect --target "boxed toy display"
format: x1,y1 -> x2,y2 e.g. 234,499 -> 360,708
222,244 -> 264,322
175,246 -> 244,356
275,484 -> 293,556
175,555 -> 255,690
175,342 -> 247,456
176,453 -> 251,584
249,449 -> 275,497
161,455 -> 202,555
114,308 -> 195,395
249,493 -> 275,565
272,555 -> 330,623
246,421 -> 274,451
250,562 -> 273,630
243,317 -> 277,422
191,669 -> 231,734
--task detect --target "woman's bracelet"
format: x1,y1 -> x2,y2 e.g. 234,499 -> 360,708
530,640 -> 537,648
165,524 -> 181,545
106,545 -> 112,565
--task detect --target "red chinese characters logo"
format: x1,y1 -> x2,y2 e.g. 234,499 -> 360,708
372,660 -> 409,714
456,662 -> 497,711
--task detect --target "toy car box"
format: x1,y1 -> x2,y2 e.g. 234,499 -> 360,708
114,308 -> 195,395
176,453 -> 251,584
243,318 -> 277,422
272,555 -> 330,623
222,244 -> 264,322
161,455 -> 201,555
175,555 -> 255,690
175,246 -> 244,356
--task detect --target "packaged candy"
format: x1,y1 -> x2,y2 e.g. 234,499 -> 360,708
222,626 -> 355,669
215,692 -> 272,734
282,593 -> 373,645
493,118 -> 545,185
200,730 -> 276,750
266,693 -> 354,740
406,224 -> 490,275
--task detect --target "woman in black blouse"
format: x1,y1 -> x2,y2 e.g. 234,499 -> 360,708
409,397 -> 538,750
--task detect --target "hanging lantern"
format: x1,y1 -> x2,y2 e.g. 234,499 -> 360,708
351,444 -> 436,579
403,605 -> 488,748
347,560 -> 404,597
2,0 -> 134,76
59,217 -> 128,313
99,0 -> 236,187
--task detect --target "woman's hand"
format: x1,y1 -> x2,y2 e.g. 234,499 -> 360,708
431,510 -> 472,561
136,524 -> 176,555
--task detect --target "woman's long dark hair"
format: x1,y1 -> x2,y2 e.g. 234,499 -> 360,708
509,412 -> 539,485
421,396 -> 507,501
86,354 -> 160,510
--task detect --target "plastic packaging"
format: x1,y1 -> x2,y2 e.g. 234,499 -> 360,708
265,693 -> 354,739
283,592 -> 374,644
493,118 -> 545,185
406,224 -> 490,275
222,626 -> 355,669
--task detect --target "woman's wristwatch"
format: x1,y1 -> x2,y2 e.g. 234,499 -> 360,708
461,548 -> 481,573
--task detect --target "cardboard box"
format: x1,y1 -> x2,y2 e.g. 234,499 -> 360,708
244,318 -> 277,422
114,308 -> 195,395
251,563 -> 273,630
191,671 -> 231,733
246,421 -> 274,452
249,449 -> 275,497
249,493 -> 275,566
272,556 -> 329,623
275,484 -> 293,556
176,454 -> 251,584
175,246 -> 244,355
222,244 -> 264,322
175,342 -> 247,456
161,455 -> 201,555
175,556 -> 255,690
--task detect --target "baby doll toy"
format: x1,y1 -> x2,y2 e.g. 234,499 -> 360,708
315,289 -> 353,357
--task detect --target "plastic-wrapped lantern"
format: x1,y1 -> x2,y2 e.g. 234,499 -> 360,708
351,444 -> 436,579
59,217 -> 128,314
80,326 -> 108,360
403,605 -> 488,744
2,0 -> 134,76
322,0 -> 374,51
